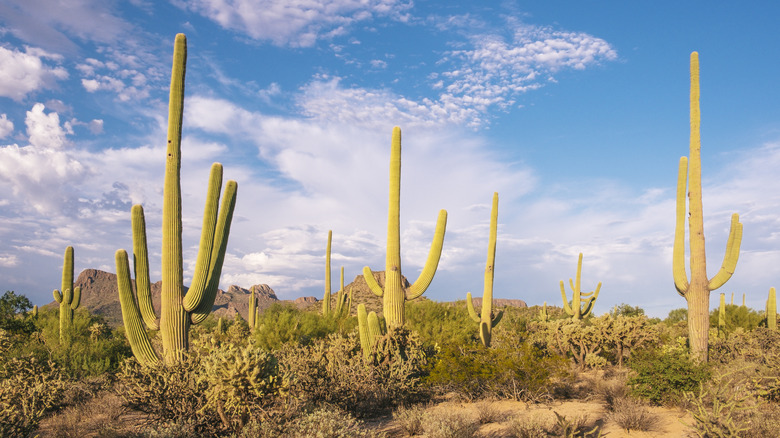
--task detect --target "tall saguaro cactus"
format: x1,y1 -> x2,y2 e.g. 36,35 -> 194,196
673,52 -> 743,363
466,192 -> 503,347
560,253 -> 601,320
53,246 -> 81,344
248,286 -> 256,329
115,34 -> 238,366
363,127 -> 447,328
323,231 -> 351,318
768,287 -> 777,330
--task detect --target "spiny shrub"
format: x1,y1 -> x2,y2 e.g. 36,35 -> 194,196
627,345 -> 710,406
426,342 -> 569,402
279,328 -> 431,418
0,355 -> 68,437
684,365 -> 756,438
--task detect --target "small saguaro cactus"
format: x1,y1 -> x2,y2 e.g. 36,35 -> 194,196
465,192 -> 503,347
560,253 -> 601,320
323,231 -> 351,318
248,286 -> 256,329
718,293 -> 726,338
539,302 -> 549,322
768,287 -> 777,330
115,34 -> 238,366
53,246 -> 81,344
363,127 -> 447,328
357,303 -> 384,359
32,305 -> 38,318
673,52 -> 743,363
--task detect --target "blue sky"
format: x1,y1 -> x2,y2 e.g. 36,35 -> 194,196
1,1 -> 780,318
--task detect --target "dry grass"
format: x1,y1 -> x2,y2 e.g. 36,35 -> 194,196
607,397 -> 660,433
392,404 -> 427,436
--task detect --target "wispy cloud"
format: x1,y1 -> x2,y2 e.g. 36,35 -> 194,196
176,0 -> 413,47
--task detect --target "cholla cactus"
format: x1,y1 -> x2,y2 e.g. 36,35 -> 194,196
673,52 -> 743,362
465,192 -> 503,347
560,253 -> 601,320
52,246 -> 81,344
115,34 -> 238,365
363,127 -> 447,328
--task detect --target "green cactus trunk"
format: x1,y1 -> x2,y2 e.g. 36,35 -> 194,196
52,246 -> 81,345
768,287 -> 777,330
560,253 -> 600,320
466,192 -> 503,347
248,286 -> 256,328
115,34 -> 238,366
323,230 -> 332,317
357,303 -> 384,360
718,293 -> 726,338
363,127 -> 447,328
673,53 -> 743,363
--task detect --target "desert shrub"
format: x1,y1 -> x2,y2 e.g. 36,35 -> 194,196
607,397 -> 659,432
709,327 -> 780,402
423,410 -> 479,438
627,344 -> 710,406
709,304 -> 763,335
552,412 -> 601,438
507,414 -> 551,438
684,365 -> 757,438
393,404 -> 427,436
0,355 -> 68,437
473,400 -> 505,424
664,308 -> 688,325
283,405 -> 385,437
425,341 -> 569,402
530,318 -> 608,369
405,300 -> 477,347
279,328 -> 431,418
44,392 -> 129,438
0,291 -> 36,336
609,303 -> 645,317
252,302 -> 353,350
116,355 -> 218,434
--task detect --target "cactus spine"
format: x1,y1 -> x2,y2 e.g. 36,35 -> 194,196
560,253 -> 601,320
673,52 -> 743,362
465,192 -> 503,347
768,287 -> 777,330
363,127 -> 447,328
718,293 -> 726,338
115,34 -> 238,365
52,246 -> 81,344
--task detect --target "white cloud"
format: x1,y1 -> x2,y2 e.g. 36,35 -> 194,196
0,46 -> 68,101
0,114 -> 14,138
25,103 -> 72,149
177,0 -> 412,47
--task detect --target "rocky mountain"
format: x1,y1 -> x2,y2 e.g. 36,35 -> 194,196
46,269 -> 315,327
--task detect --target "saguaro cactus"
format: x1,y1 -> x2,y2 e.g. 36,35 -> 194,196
52,246 -> 81,344
115,34 -> 238,365
718,293 -> 726,338
357,303 -> 384,359
539,302 -> 549,322
248,286 -> 257,328
768,287 -> 777,330
560,253 -> 601,320
323,231 -> 351,318
466,192 -> 503,347
673,52 -> 743,362
363,127 -> 447,328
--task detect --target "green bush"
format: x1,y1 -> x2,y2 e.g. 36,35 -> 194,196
709,304 -> 763,335
627,345 -> 710,406
252,303 -> 355,350
405,300 -> 476,347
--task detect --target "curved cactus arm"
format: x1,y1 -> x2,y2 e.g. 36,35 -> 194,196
183,163 -> 223,312
190,180 -> 238,324
465,292 -> 480,323
362,267 -> 385,297
408,209 -> 448,300
580,282 -> 602,317
673,157 -> 690,296
708,213 -> 743,291
491,309 -> 504,328
53,289 -> 63,303
71,287 -> 81,310
116,249 -> 161,366
560,281 -> 574,316
130,205 -> 159,331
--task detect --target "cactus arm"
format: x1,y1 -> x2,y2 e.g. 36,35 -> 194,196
190,180 -> 237,325
560,281 -> 574,316
673,157 -> 690,296
465,292 -> 480,323
116,249 -> 161,366
131,205 -> 159,331
182,163 -> 223,312
367,311 -> 382,343
362,267 -> 385,297
491,309 -> 504,328
408,209 -> 448,299
53,289 -> 63,303
357,304 -> 373,360
71,287 -> 81,310
707,213 -> 743,291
